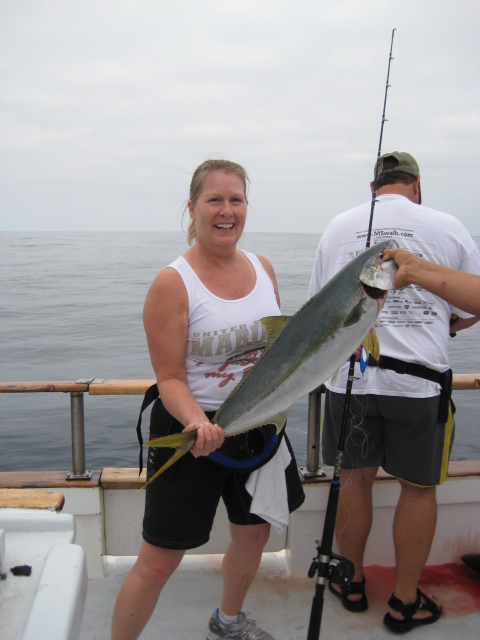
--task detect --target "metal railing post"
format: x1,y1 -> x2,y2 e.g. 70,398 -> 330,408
66,391 -> 92,480
299,388 -> 326,478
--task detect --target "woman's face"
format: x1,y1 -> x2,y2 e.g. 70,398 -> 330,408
188,171 -> 247,249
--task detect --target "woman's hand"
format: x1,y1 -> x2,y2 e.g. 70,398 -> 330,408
183,421 -> 225,457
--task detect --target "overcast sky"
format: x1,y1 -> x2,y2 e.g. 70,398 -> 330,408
1,0 -> 479,235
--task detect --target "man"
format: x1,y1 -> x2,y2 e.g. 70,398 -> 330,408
308,151 -> 480,633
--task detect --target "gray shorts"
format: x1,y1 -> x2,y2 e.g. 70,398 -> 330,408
322,390 -> 455,487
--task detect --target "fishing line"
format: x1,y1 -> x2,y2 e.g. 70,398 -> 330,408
344,400 -> 370,465
337,408 -> 369,550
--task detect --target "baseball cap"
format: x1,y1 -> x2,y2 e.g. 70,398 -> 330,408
375,151 -> 422,203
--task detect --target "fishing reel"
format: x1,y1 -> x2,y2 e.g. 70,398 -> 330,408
308,549 -> 355,587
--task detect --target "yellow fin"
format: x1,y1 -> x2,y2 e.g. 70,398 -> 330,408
270,411 -> 289,434
243,411 -> 289,435
260,316 -> 291,344
361,328 -> 380,361
138,431 -> 196,492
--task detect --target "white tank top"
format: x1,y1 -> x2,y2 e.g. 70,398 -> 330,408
167,251 -> 281,411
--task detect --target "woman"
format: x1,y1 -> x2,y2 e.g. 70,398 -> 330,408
111,159 -> 304,640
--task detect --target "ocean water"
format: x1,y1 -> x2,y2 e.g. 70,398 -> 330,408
1,231 -> 479,472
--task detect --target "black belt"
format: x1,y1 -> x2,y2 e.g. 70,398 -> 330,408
368,355 -> 444,385
367,355 -> 453,423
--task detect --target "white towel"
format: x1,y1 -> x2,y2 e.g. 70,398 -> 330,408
245,439 -> 292,534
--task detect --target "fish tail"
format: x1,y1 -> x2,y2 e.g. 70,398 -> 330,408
137,432 -> 196,492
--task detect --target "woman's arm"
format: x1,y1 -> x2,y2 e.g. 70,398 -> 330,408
383,248 -> 480,317
143,268 -> 224,455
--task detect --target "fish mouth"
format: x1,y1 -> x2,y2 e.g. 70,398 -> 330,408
361,282 -> 388,300
359,242 -> 398,292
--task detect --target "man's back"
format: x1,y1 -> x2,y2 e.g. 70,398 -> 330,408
308,193 -> 480,397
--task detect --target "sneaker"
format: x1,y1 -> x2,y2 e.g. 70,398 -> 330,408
206,608 -> 274,639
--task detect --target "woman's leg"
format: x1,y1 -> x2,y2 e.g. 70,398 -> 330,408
220,522 -> 271,615
111,540 -> 185,640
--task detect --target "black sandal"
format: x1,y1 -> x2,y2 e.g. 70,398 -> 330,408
328,575 -> 368,612
383,589 -> 442,633
462,553 -> 480,574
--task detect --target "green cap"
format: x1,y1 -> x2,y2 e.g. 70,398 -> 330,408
376,151 -> 420,178
375,151 -> 421,204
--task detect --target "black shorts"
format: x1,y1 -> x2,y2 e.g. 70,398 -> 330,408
142,399 -> 305,550
322,390 -> 455,487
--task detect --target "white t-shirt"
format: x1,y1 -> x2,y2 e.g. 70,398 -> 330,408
308,194 -> 480,397
168,251 -> 281,411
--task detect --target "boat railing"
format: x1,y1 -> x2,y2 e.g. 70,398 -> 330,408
1,374 -> 479,481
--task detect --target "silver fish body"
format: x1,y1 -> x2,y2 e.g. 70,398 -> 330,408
214,239 -> 399,435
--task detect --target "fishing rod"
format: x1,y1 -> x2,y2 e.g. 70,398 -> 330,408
367,28 -> 396,248
306,29 -> 396,640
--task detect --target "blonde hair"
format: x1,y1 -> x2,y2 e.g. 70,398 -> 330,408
183,159 -> 250,245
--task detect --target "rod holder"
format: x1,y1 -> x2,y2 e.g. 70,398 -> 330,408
299,388 -> 326,478
66,392 -> 92,480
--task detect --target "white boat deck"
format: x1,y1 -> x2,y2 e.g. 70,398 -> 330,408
80,553 -> 480,640
1,462 -> 480,639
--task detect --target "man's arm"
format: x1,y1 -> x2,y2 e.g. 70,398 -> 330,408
383,248 -> 480,316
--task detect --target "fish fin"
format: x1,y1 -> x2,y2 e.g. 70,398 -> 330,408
272,411 -> 289,434
137,432 -> 196,491
249,411 -> 289,435
361,328 -> 380,362
343,299 -> 365,327
259,316 -> 292,344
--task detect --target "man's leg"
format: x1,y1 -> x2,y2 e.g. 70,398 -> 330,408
331,466 -> 378,601
220,522 -> 271,615
389,480 -> 439,621
111,540 -> 185,640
